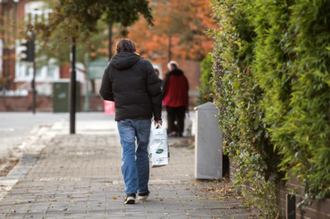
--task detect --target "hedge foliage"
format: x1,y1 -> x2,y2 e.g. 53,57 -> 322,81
251,0 -> 330,206
197,54 -> 213,105
209,0 -> 330,214
209,0 -> 281,216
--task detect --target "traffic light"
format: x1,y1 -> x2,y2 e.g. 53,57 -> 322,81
21,39 -> 34,62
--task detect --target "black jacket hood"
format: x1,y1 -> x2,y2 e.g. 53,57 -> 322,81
110,52 -> 141,70
168,69 -> 184,76
99,55 -> 162,121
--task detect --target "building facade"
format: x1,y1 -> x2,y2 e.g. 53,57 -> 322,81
0,0 -> 84,96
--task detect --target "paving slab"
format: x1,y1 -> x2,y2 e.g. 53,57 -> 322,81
0,122 -> 257,219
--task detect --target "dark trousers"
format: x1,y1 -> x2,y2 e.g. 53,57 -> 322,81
166,106 -> 186,135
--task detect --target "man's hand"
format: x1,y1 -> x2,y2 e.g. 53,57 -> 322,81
154,120 -> 163,126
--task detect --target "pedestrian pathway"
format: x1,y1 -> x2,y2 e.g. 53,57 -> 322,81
0,121 -> 256,219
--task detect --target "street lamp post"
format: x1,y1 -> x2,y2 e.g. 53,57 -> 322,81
84,53 -> 90,112
70,36 -> 76,134
32,33 -> 36,114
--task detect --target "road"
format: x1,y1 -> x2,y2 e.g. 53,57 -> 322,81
0,112 -> 115,161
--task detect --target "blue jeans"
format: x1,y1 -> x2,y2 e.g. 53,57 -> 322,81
117,119 -> 151,194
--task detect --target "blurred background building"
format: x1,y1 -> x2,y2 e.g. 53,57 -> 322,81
0,0 -> 214,112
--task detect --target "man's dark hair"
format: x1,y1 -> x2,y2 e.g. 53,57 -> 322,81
115,39 -> 136,54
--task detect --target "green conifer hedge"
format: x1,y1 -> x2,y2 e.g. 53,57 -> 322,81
197,54 -> 213,105
209,0 -> 330,215
251,0 -> 330,207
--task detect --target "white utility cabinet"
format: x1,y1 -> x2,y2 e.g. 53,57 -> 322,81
194,102 -> 223,179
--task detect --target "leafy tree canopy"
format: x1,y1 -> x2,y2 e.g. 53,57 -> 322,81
127,0 -> 215,61
31,0 -> 153,42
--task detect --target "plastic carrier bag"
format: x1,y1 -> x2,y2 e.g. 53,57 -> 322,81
149,124 -> 170,167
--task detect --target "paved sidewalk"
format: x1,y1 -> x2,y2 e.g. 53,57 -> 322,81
0,121 -> 255,219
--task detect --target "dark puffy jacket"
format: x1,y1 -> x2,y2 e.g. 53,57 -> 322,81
99,52 -> 162,121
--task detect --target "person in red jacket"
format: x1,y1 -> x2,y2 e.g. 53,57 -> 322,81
162,61 -> 189,137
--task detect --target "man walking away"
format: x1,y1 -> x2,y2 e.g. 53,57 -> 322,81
162,61 -> 189,137
99,39 -> 162,204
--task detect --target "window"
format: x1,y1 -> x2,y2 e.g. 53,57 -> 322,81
25,1 -> 52,24
36,68 -> 42,77
26,64 -> 33,77
47,64 -> 56,77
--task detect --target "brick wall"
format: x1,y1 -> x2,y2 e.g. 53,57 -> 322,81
276,178 -> 330,219
60,63 -> 71,79
229,161 -> 330,219
0,0 -> 41,90
0,91 -> 52,112
0,94 -> 31,111
0,0 -> 19,90
2,48 -> 16,90
0,92 -> 105,112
